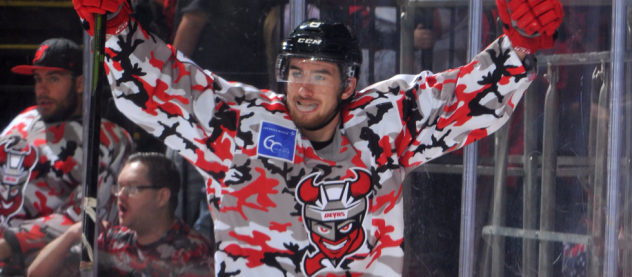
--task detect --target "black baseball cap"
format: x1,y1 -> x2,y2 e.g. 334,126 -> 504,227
11,38 -> 82,76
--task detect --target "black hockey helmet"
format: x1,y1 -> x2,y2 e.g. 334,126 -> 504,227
276,19 -> 363,89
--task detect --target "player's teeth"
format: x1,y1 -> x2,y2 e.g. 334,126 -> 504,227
297,102 -> 316,112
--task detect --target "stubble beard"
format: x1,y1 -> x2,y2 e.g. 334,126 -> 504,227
288,104 -> 334,131
38,85 -> 79,123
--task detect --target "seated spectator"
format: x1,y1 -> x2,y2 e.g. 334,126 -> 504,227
172,0 -> 279,88
132,0 -> 176,43
27,152 -> 214,277
0,38 -> 131,275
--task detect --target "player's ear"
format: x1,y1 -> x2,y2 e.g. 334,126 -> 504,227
75,75 -> 84,94
341,78 -> 356,100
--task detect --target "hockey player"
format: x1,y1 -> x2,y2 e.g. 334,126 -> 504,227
71,0 -> 562,275
0,38 -> 132,274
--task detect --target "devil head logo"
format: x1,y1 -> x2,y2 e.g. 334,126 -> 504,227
33,44 -> 49,63
0,137 -> 38,224
296,168 -> 372,276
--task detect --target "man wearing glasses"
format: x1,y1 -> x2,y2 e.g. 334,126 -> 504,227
27,152 -> 214,276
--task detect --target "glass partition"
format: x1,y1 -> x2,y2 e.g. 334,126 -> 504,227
0,0 -> 629,275
309,0 -> 628,276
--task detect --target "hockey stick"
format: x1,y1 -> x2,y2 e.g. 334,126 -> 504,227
80,12 -> 106,276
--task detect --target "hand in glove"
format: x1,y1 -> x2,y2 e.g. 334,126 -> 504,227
73,0 -> 131,36
496,0 -> 564,54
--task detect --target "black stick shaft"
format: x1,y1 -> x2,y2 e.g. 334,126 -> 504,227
80,13 -> 106,276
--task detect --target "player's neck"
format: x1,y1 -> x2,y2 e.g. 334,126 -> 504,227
134,214 -> 176,245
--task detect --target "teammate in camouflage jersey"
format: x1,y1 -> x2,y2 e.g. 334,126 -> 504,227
72,0 -> 562,275
0,38 -> 132,274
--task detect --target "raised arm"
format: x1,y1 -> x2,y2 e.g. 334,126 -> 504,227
350,35 -> 535,169
73,0 -> 238,179
349,0 -> 562,169
402,0 -> 563,166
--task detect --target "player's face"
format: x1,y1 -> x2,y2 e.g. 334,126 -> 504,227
310,218 -> 360,244
33,69 -> 82,123
285,59 -> 353,130
115,161 -> 160,231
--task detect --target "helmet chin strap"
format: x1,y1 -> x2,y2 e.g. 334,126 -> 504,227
303,104 -> 341,131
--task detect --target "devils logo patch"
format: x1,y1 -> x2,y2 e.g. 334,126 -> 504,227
0,137 -> 38,224
295,168 -> 372,276
33,44 -> 49,63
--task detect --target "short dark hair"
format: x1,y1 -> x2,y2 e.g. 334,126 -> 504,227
126,152 -> 181,214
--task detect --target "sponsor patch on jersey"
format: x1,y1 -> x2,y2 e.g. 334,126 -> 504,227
257,121 -> 297,163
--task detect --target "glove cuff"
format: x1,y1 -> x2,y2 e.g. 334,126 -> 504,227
76,1 -> 131,36
504,27 -> 555,54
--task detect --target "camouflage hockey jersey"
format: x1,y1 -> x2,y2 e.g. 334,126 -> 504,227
104,20 -> 534,276
0,107 -> 132,266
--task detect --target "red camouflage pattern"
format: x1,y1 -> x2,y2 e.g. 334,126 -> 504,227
103,18 -> 534,276
0,107 -> 132,270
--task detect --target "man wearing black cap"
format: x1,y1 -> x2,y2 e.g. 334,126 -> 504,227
0,38 -> 132,274
11,38 -> 85,123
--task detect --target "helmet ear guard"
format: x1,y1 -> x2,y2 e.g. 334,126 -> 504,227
342,63 -> 360,89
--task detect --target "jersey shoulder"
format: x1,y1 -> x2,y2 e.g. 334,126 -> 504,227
1,106 -> 40,137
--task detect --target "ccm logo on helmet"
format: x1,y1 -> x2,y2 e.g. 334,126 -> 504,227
297,38 -> 322,45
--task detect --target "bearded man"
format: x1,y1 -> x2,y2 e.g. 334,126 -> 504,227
0,38 -> 132,274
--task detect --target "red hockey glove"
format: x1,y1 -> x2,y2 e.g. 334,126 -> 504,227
496,0 -> 564,54
73,0 -> 131,36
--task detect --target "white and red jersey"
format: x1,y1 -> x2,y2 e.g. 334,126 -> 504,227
0,107 -> 132,265
104,20 -> 534,277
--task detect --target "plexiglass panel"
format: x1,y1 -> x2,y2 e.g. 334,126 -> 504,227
0,0 -> 629,276
470,1 -> 618,276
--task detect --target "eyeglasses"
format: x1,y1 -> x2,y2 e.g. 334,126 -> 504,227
111,184 -> 160,197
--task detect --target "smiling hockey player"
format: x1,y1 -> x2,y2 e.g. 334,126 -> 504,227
71,0 -> 562,275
